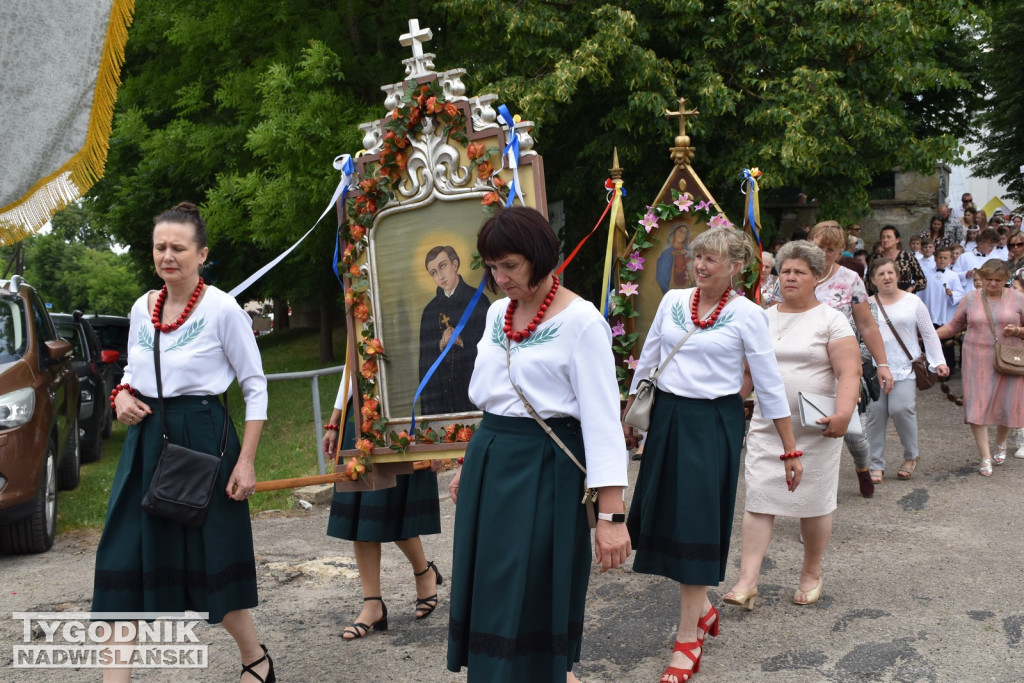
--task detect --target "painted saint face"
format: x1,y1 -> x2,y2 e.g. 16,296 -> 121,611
426,252 -> 459,294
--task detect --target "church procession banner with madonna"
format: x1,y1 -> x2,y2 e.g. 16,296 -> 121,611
327,19 -> 763,491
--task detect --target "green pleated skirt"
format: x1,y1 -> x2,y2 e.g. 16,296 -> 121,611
326,470 -> 441,542
627,390 -> 745,586
91,395 -> 256,624
447,412 -> 591,681
324,399 -> 440,542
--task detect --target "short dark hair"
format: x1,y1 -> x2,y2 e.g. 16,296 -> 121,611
920,237 -> 934,247
154,202 -> 208,249
977,228 -> 999,245
477,207 -> 559,291
880,224 -> 901,240
868,256 -> 896,281
424,245 -> 459,270
935,246 -> 953,256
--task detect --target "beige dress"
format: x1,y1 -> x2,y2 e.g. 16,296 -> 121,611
744,304 -> 854,517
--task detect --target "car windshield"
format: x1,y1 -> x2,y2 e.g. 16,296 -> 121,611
54,323 -> 85,359
0,295 -> 27,363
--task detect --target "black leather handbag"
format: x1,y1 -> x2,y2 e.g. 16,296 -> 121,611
141,329 -> 229,527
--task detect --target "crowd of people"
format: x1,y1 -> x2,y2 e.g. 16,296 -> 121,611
91,200 -> 1024,683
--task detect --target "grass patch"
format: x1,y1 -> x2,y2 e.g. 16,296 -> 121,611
56,327 -> 348,533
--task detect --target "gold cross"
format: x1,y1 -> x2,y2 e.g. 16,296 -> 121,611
665,97 -> 699,138
440,313 -> 451,328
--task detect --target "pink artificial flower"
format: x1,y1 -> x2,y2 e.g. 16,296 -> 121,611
626,251 -> 645,272
674,193 -> 693,212
619,282 -> 639,296
694,200 -> 711,212
708,213 -> 733,229
639,207 -> 659,233
624,355 -> 638,370
611,322 -> 625,337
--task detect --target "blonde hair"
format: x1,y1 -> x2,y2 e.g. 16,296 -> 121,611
807,220 -> 846,251
690,227 -> 756,270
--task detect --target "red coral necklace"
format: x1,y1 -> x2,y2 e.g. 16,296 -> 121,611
690,286 -> 732,329
152,277 -> 205,332
504,275 -> 559,342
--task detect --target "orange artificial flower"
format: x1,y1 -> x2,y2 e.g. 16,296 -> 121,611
349,224 -> 366,241
344,288 -> 357,307
360,359 -> 378,379
353,303 -> 370,322
476,161 -> 493,180
482,192 -> 502,206
456,427 -> 473,442
491,175 -> 506,188
467,142 -> 484,160
360,419 -> 374,434
364,338 -> 385,356
443,102 -> 458,118
348,264 -> 361,277
355,439 -> 374,457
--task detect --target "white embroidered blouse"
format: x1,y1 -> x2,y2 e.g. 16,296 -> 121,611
121,285 -> 268,421
629,288 -> 790,420
468,297 -> 628,489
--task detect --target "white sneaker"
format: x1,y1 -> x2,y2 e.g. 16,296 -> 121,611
1014,445 -> 1024,459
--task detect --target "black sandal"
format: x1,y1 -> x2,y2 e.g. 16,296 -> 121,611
414,560 -> 444,619
342,596 -> 388,640
240,643 -> 276,683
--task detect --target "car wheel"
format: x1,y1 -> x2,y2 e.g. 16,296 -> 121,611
0,444 -> 58,554
58,418 -> 81,491
101,404 -> 113,439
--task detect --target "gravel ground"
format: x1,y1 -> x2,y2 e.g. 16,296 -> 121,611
2,375 -> 1024,681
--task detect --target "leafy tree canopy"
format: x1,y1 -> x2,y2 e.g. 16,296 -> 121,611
975,0 -> 1023,205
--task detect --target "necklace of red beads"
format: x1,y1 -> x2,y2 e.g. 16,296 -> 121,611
690,286 -> 732,329
152,277 -> 205,333
504,275 -> 559,342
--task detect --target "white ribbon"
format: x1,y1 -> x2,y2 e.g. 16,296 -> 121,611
227,154 -> 355,298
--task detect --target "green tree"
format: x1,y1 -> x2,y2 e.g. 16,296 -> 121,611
974,0 -> 1023,205
439,0 -> 986,289
20,232 -> 141,315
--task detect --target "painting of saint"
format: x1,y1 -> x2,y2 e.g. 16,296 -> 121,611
417,245 -> 488,414
656,222 -> 692,293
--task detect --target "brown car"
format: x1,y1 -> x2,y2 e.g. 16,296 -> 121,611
0,275 -> 79,553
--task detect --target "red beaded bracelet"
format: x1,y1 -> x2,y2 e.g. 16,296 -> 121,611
456,457 -> 465,465
109,383 -> 138,408
323,424 -> 339,432
779,450 -> 803,460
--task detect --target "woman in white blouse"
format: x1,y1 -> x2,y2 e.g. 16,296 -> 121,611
93,203 -> 274,682
866,258 -> 949,480
446,207 -> 631,683
622,227 -> 799,683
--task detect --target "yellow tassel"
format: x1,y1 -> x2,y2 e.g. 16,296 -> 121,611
0,0 -> 136,244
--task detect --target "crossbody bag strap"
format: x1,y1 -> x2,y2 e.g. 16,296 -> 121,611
979,292 -> 1000,343
153,326 -> 230,458
505,338 -> 587,476
645,289 -> 718,382
874,296 -> 915,362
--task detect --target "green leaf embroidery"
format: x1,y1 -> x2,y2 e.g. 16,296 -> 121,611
138,325 -> 154,351
510,323 -> 560,353
164,317 -> 208,351
671,301 -> 735,333
490,315 -> 504,345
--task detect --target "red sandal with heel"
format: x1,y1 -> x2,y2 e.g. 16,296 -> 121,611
661,640 -> 702,682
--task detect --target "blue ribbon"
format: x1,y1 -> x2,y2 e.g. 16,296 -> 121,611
227,154 -> 355,298
332,155 -> 357,288
410,273 -> 489,433
740,168 -> 762,249
497,105 -> 526,207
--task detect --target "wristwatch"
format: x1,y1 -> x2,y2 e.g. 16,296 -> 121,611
597,512 -> 626,523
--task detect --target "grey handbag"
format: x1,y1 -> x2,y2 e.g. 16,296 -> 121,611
622,297 -> 706,430
797,391 -> 862,437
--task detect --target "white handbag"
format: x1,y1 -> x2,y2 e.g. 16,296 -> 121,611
797,391 -> 862,436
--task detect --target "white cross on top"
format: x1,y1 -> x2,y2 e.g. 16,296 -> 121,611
400,19 -> 432,60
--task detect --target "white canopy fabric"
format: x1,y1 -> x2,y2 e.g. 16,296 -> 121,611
0,0 -> 134,244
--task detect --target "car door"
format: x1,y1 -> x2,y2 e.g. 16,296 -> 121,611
28,293 -> 75,451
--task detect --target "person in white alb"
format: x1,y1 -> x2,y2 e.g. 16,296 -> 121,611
918,246 -> 965,371
954,228 -> 999,293
446,207 -> 630,683
92,202 -> 275,683
866,258 -> 949,482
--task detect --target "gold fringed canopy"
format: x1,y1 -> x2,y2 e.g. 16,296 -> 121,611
0,0 -> 135,244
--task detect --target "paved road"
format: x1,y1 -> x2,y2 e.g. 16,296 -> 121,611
2,376 -> 1023,681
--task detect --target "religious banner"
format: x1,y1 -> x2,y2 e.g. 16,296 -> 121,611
0,0 -> 135,243
607,97 -> 739,395
334,19 -> 547,479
